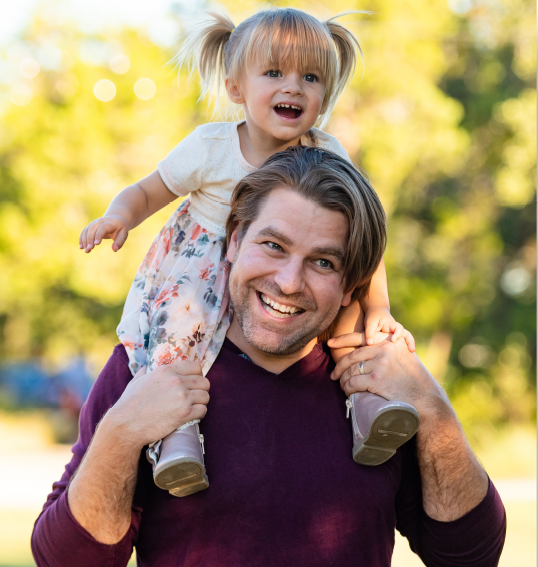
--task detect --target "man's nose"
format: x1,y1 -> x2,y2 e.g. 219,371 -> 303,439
273,257 -> 306,295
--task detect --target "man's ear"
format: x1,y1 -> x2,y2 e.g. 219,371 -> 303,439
225,76 -> 244,105
340,289 -> 353,307
226,227 -> 239,263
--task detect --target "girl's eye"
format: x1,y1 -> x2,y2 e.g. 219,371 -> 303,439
315,259 -> 333,269
304,73 -> 317,83
266,70 -> 281,78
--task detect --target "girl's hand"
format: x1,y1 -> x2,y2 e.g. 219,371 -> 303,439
364,306 -> 416,352
79,215 -> 129,253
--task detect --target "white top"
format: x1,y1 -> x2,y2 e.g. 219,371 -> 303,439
158,121 -> 350,237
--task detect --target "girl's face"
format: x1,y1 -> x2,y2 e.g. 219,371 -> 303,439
227,60 -> 326,142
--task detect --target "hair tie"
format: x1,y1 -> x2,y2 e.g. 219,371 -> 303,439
230,28 -> 235,35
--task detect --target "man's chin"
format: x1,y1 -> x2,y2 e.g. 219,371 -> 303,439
242,326 -> 318,356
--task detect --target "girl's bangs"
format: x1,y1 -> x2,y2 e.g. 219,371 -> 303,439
240,14 -> 336,90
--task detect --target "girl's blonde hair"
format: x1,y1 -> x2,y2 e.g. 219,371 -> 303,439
174,8 -> 364,128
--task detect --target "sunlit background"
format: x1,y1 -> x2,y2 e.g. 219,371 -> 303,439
0,0 -> 535,565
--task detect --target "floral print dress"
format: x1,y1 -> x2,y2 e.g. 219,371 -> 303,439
117,199 -> 232,376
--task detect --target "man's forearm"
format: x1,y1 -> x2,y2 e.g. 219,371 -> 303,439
67,411 -> 142,544
416,401 -> 488,522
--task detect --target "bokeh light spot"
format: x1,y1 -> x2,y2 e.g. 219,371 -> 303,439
110,54 -> 131,74
93,79 -> 116,102
501,264 -> 531,296
10,84 -> 33,106
20,58 -> 40,78
134,78 -> 156,100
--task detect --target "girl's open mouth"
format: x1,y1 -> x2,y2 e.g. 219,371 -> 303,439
274,104 -> 303,120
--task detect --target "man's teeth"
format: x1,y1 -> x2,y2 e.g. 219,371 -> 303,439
260,293 -> 301,316
275,104 -> 301,110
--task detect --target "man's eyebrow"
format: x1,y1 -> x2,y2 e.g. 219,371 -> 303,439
256,227 -> 345,263
311,246 -> 345,263
256,227 -> 293,246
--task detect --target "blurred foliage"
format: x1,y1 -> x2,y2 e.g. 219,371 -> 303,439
0,0 -> 535,435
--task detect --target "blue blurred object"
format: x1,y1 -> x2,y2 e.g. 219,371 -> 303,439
0,358 -> 94,411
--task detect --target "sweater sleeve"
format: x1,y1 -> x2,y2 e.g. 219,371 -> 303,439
31,345 -> 142,567
395,439 -> 506,567
157,127 -> 205,197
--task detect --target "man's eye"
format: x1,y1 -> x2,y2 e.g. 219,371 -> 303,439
267,70 -> 281,78
266,241 -> 283,251
316,259 -> 333,269
304,73 -> 317,82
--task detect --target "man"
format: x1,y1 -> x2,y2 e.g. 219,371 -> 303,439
32,147 -> 505,567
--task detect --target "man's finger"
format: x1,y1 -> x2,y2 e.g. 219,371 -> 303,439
340,371 -> 373,396
189,390 -> 210,406
327,332 -> 366,350
169,359 -> 204,376
132,366 -> 147,382
190,403 -> 208,421
330,345 -> 378,381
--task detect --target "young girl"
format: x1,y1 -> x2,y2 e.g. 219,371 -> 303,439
79,8 -> 418,497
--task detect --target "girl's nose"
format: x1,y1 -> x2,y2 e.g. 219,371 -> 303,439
273,258 -> 305,295
280,73 -> 303,96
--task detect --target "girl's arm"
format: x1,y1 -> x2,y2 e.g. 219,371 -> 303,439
328,259 -> 415,363
80,170 -> 177,253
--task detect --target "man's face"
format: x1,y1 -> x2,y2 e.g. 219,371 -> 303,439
227,187 -> 353,356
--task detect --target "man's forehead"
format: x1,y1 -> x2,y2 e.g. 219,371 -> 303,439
251,188 -> 348,257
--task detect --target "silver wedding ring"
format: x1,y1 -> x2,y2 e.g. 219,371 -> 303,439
358,361 -> 366,375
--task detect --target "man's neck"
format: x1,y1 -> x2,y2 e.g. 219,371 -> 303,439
225,316 -> 318,375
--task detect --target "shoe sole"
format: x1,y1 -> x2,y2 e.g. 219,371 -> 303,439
352,407 -> 420,466
154,457 -> 209,495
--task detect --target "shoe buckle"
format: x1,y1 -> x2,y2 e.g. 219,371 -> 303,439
345,398 -> 353,419
146,440 -> 162,465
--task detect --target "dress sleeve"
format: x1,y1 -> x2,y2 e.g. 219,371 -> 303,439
395,439 -> 506,567
31,345 -> 142,567
157,127 -> 205,197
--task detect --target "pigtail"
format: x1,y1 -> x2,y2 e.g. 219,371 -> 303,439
172,11 -> 236,111
319,11 -> 367,127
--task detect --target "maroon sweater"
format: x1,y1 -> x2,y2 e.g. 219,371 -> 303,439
32,340 -> 506,567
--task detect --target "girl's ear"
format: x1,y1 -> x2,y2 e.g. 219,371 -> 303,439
226,227 -> 239,263
225,76 -> 244,105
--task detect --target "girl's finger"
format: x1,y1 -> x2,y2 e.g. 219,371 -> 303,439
327,332 -> 366,350
94,222 -> 114,245
390,323 -> 405,342
80,227 -> 88,250
364,318 -> 380,346
403,330 -> 416,353
112,227 -> 129,252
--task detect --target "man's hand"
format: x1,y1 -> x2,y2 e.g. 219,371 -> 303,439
68,360 -> 209,544
108,360 -> 210,448
331,338 -> 488,522
330,334 -> 440,418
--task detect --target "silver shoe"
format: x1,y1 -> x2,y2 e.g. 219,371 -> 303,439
147,422 -> 209,497
346,392 -> 420,466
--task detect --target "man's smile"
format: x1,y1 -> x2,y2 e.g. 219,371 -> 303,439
258,291 -> 305,319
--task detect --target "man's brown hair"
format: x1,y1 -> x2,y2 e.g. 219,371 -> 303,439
225,146 -> 386,303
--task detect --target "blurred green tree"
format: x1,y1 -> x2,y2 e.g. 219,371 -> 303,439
0,0 -> 535,435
